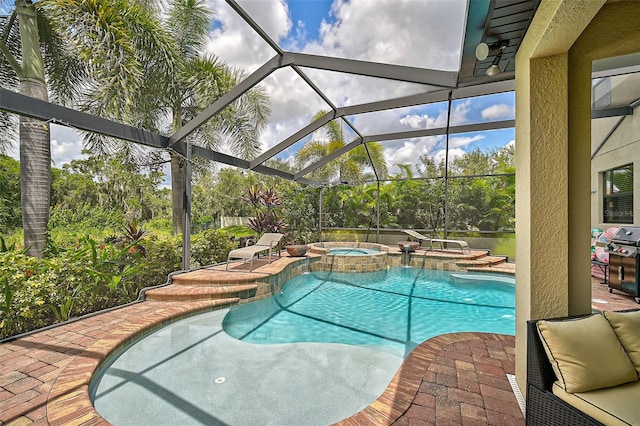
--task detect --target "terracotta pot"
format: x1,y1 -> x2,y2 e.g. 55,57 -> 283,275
286,244 -> 309,257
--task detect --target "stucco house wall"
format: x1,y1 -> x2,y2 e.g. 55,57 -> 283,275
591,75 -> 640,228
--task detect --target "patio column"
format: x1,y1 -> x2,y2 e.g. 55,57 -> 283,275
515,0 -> 640,391
513,0 -> 604,391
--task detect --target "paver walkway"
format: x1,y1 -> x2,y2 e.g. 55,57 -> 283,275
336,333 -> 522,425
1,264 -> 637,424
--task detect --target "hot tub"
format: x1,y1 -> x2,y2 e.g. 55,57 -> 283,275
309,242 -> 389,272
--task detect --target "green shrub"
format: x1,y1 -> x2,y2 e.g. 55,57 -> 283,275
136,235 -> 182,285
221,225 -> 254,237
49,205 -> 123,229
0,252 -> 58,338
191,229 -> 236,267
145,218 -> 173,237
0,230 -> 184,339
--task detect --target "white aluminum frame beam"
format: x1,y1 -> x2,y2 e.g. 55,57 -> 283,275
363,119 -> 515,143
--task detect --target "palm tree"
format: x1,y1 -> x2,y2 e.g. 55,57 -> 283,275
0,0 -> 175,256
80,0 -> 271,235
159,0 -> 270,235
295,111 -> 388,183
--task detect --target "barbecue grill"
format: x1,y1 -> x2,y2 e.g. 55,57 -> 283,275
606,226 -> 640,303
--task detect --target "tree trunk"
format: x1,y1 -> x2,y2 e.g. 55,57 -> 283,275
16,0 -> 50,257
170,104 -> 187,235
170,152 -> 185,235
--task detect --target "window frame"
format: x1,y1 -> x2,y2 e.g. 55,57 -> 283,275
602,163 -> 634,224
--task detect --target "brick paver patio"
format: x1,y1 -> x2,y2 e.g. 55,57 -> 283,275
1,263 -> 637,425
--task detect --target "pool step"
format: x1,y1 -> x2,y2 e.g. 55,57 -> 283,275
467,262 -> 516,275
455,255 -> 508,268
455,254 -> 515,276
144,282 -> 249,302
144,267 -> 262,302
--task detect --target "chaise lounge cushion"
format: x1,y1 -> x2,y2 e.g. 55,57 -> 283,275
537,314 -> 638,393
604,310 -> 640,375
552,380 -> 640,425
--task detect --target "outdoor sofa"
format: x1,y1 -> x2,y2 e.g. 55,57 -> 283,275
526,308 -> 640,425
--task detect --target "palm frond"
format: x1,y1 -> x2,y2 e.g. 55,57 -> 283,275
33,6 -> 87,105
0,11 -> 22,83
42,0 -> 177,121
0,14 -> 20,151
0,111 -> 17,155
167,0 -> 211,60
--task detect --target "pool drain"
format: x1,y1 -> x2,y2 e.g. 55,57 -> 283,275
214,377 -> 226,384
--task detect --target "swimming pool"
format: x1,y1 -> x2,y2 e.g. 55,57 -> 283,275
223,267 -> 515,356
91,267 -> 515,425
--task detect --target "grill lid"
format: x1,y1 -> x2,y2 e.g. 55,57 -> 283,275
611,227 -> 640,246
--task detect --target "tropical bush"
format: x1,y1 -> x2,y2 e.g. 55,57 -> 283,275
0,251 -> 58,338
0,155 -> 21,231
191,229 -> 236,267
136,235 -> 182,284
0,227 -> 186,339
243,184 -> 287,234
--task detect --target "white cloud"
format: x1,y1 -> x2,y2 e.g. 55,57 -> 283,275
481,103 -> 515,120
399,112 -> 445,130
384,136 -> 442,175
448,134 -> 485,150
451,100 -> 472,125
432,147 -> 465,165
207,0 -> 291,72
307,0 -> 465,70
50,125 -> 86,166
206,0 -> 468,174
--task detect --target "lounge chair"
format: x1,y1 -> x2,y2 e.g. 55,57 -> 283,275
226,233 -> 283,271
402,229 -> 471,254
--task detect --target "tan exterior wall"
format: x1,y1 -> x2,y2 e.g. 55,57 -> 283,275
591,99 -> 640,228
514,0 -> 640,391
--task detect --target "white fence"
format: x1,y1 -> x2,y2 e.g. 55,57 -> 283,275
220,216 -> 250,228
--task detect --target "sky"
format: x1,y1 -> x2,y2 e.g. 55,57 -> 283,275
6,0 -> 516,179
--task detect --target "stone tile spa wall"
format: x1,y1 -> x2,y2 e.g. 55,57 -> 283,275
309,242 -> 389,273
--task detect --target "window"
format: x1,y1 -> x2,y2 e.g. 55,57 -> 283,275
603,164 -> 633,224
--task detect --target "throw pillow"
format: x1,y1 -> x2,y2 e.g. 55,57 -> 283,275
604,310 -> 640,374
537,314 -> 638,393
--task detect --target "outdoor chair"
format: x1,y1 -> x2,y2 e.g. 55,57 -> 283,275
226,233 -> 283,271
402,229 -> 471,254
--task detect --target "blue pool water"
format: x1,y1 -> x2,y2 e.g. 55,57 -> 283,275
329,247 -> 379,255
223,267 -> 515,357
91,267 -> 515,425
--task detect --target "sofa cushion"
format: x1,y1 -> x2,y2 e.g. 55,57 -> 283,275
552,380 -> 640,425
604,310 -> 640,374
537,314 -> 637,393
